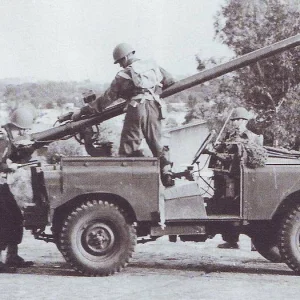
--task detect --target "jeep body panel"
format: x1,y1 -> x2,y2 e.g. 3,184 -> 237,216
243,157 -> 300,220
43,157 -> 160,221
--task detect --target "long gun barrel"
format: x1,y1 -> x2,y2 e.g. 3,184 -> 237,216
30,34 -> 300,150
30,104 -> 124,146
161,34 -> 300,98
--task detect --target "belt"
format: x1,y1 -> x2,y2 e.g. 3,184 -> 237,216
129,92 -> 161,107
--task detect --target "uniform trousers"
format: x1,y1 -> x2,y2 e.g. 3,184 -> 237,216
119,100 -> 170,168
0,184 -> 23,251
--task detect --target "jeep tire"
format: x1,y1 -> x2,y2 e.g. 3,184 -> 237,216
279,203 -> 300,274
251,235 -> 281,263
59,200 -> 136,276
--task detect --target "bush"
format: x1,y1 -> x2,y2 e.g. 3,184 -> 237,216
46,138 -> 87,163
165,117 -> 179,128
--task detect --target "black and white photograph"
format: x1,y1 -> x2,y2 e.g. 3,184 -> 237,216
0,0 -> 300,299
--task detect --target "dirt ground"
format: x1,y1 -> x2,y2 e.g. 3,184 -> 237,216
1,231 -> 299,300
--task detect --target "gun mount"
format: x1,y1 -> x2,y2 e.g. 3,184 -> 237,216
7,34 -> 300,161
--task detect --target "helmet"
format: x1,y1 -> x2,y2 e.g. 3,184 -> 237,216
113,43 -> 135,64
9,107 -> 34,129
230,107 -> 250,120
23,102 -> 38,119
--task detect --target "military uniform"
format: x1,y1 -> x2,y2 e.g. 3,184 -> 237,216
218,125 -> 264,249
227,128 -> 263,146
91,58 -> 175,166
0,131 -> 23,252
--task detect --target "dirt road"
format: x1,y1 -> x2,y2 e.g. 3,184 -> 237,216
1,232 -> 299,300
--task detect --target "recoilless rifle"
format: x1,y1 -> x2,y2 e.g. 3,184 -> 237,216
4,34 -> 300,162
2,35 -> 300,277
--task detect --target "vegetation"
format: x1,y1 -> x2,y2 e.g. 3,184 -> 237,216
1,80 -> 106,111
187,0 -> 300,147
46,139 -> 87,164
1,0 -> 300,150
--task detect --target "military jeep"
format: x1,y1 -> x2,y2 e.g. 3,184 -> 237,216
19,133 -> 300,277
7,34 -> 300,276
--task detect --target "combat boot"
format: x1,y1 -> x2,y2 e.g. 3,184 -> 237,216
5,244 -> 34,268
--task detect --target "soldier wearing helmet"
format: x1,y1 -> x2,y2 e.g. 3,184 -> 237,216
72,43 -> 176,186
9,106 -> 34,129
217,107 -> 264,250
0,107 -> 34,272
112,43 -> 136,66
228,107 -> 263,146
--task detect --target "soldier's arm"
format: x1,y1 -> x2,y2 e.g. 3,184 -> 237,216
159,67 -> 176,89
73,74 -> 132,120
0,134 -> 9,172
90,74 -> 133,112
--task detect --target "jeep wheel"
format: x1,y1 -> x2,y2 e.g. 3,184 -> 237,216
251,235 -> 281,263
279,204 -> 300,274
59,200 -> 136,276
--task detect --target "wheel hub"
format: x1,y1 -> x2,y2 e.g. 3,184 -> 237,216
82,223 -> 115,255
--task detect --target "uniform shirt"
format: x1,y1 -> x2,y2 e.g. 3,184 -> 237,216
0,130 -> 9,171
90,58 -> 175,112
0,129 -> 9,183
228,129 -> 264,146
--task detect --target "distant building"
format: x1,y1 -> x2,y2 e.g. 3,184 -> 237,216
165,120 -> 214,196
163,121 -> 209,171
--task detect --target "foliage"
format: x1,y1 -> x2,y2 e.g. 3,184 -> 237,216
46,138 -> 87,164
45,120 -> 122,163
243,142 -> 268,168
165,117 -> 179,129
95,123 -> 121,156
2,81 -> 105,110
213,0 -> 300,146
269,84 -> 300,148
166,103 -> 183,113
184,72 -> 243,133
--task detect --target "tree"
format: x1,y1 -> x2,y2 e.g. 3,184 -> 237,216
165,117 -> 179,129
185,56 -> 244,133
2,81 -> 106,110
213,0 -> 300,146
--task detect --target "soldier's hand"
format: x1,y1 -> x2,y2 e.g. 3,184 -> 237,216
71,108 -> 83,121
71,105 -> 97,121
6,159 -> 19,172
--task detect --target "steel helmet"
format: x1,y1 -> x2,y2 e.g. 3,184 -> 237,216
113,43 -> 135,64
230,107 -> 250,121
9,107 -> 34,129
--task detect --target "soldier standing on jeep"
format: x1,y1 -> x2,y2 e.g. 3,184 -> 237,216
72,43 -> 176,186
217,107 -> 264,249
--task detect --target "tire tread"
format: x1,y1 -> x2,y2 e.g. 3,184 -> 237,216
59,199 -> 136,277
279,204 -> 300,274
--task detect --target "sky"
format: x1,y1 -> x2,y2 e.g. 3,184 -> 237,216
0,0 -> 233,83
